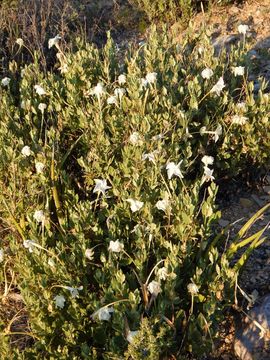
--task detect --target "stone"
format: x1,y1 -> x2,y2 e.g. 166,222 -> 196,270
263,186 -> 270,195
234,294 -> 270,360
240,198 -> 254,208
218,219 -> 230,227
251,194 -> 264,207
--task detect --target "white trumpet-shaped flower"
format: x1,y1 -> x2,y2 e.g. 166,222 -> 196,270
166,161 -> 183,180
129,132 -> 143,146
126,199 -> 144,213
127,330 -> 139,344
62,285 -> 83,298
201,166 -> 215,184
156,199 -> 171,213
1,77 -> 11,86
35,161 -> 45,174
201,68 -> 213,79
48,35 -> 61,49
146,72 -> 157,84
187,283 -> 199,295
34,85 -> 47,96
201,155 -> 214,167
108,240 -> 124,253
92,307 -> 114,321
38,103 -> 47,114
93,179 -> 111,196
232,66 -> 245,76
54,294 -> 66,309
85,248 -> 94,260
210,77 -> 225,96
21,145 -> 31,157
147,280 -> 161,296
33,210 -> 45,223
118,74 -> 126,85
238,24 -> 249,35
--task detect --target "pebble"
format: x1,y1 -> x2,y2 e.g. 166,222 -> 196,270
239,198 -> 254,208
219,219 -> 230,227
263,186 -> 270,195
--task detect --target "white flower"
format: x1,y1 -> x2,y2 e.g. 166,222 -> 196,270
33,210 -> 45,223
63,285 -> 83,298
1,77 -> 11,86
0,249 -> 4,263
48,258 -> 55,267
127,330 -> 139,344
59,63 -> 68,74
114,87 -> 125,99
35,161 -> 45,174
118,74 -> 126,85
238,24 -> 249,35
201,155 -> 214,167
201,68 -> 213,79
16,38 -> 24,47
48,35 -> 61,49
210,77 -> 225,96
94,307 -> 114,321
166,161 -> 183,180
23,240 -> 37,253
140,78 -> 149,88
187,283 -> 199,295
108,240 -> 124,253
34,85 -> 47,96
38,103 -> 47,114
85,248 -> 94,260
157,267 -> 168,281
145,72 -> 157,84
201,166 -> 215,184
231,115 -> 248,125
156,199 -> 170,213
107,95 -> 117,105
142,152 -> 155,163
147,280 -> 161,296
93,179 -> 111,195
232,66 -> 245,76
198,46 -> 204,55
54,294 -> 66,309
126,199 -> 144,212
91,83 -> 104,97
21,145 -> 31,157
129,132 -> 143,146
214,124 -> 222,142
200,126 -> 207,136
236,102 -> 246,110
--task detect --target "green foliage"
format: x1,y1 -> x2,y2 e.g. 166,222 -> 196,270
0,25 -> 269,358
128,0 -> 245,21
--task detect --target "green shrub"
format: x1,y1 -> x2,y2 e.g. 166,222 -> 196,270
0,25 -> 269,358
128,0 -> 245,21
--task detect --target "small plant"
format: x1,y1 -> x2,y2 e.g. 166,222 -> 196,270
0,24 -> 269,358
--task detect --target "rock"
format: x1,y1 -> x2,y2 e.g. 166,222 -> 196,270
218,219 -> 230,227
234,294 -> 270,360
251,194 -> 264,207
240,198 -> 254,208
263,186 -> 270,195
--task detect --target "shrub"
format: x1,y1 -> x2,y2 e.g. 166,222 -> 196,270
0,25 -> 269,358
128,0 -> 246,21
